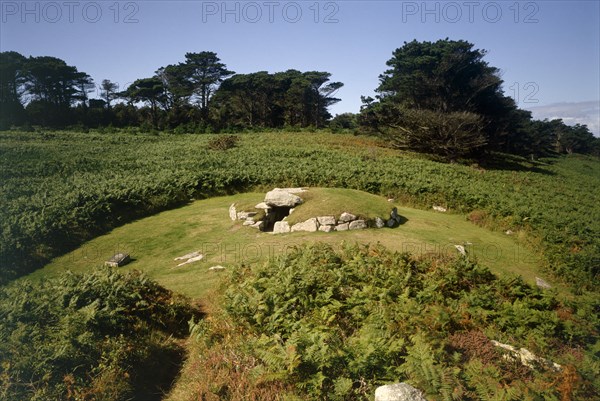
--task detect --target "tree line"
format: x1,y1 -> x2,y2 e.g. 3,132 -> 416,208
0,50 -> 343,132
1,41 -> 598,159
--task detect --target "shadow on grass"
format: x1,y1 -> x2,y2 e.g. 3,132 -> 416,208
395,215 -> 408,225
131,305 -> 205,401
478,153 -> 557,175
131,344 -> 187,401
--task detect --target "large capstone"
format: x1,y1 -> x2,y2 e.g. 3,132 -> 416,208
265,189 -> 304,207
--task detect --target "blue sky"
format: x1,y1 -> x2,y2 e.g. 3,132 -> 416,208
1,0 -> 599,134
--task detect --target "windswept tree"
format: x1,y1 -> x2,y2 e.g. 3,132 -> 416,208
21,56 -> 94,126
182,52 -> 234,120
121,77 -> 166,128
212,70 -> 343,129
361,39 -> 530,159
556,123 -> 596,154
74,71 -> 95,108
100,79 -> 119,109
155,64 -> 193,109
377,39 -> 504,114
155,64 -> 196,127
303,71 -> 343,127
23,56 -> 82,107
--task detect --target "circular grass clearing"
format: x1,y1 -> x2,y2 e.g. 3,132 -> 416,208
27,190 -> 546,299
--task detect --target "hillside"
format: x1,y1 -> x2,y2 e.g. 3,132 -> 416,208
1,129 -> 599,400
1,130 -> 599,290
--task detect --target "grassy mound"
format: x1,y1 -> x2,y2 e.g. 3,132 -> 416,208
26,193 -> 546,298
285,188 -> 394,225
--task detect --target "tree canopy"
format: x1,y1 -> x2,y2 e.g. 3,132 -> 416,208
360,39 -> 598,160
213,70 -> 343,128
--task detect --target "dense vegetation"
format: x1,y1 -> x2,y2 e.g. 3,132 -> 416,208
0,50 -> 342,131
176,243 -> 599,400
1,131 -> 599,291
0,267 -> 195,400
359,39 -> 599,160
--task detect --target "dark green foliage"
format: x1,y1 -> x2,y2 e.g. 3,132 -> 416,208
212,70 -> 343,129
0,51 -> 27,129
121,77 -> 167,129
0,267 -> 195,400
557,123 -> 597,155
360,103 -> 486,160
361,39 -> 514,157
376,39 -> 503,114
361,39 -> 599,159
201,243 -> 599,400
1,50 -> 347,131
182,51 -> 235,120
329,113 -> 358,133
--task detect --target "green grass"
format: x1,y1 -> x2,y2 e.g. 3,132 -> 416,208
284,187 -> 393,225
27,190 -> 547,299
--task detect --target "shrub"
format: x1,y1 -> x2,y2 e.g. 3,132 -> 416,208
361,103 -> 486,160
467,209 -> 489,226
207,134 -> 239,150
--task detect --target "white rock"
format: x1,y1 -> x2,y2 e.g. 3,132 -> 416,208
252,221 -> 265,230
291,218 -> 319,232
174,251 -> 202,261
273,221 -> 291,234
505,230 -> 514,235
339,212 -> 357,223
264,189 -> 303,207
176,254 -> 203,267
535,277 -> 552,289
455,245 -> 467,256
349,220 -> 367,230
209,265 -> 226,271
375,217 -> 386,228
317,216 -> 336,226
387,198 -> 395,202
432,205 -> 447,212
255,202 -> 271,210
374,383 -> 427,401
243,220 -> 255,226
319,225 -> 334,233
335,223 -> 349,231
491,340 -> 561,371
229,203 -> 237,220
237,211 -> 257,220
